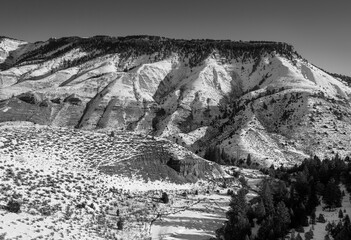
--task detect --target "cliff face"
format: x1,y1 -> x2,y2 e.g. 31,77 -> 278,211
1,36 -> 351,166
97,137 -> 224,183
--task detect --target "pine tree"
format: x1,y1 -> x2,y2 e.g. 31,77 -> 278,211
318,213 -> 326,223
325,222 -> 333,232
260,180 -> 275,216
339,209 -> 344,219
291,202 -> 309,228
273,201 -> 291,238
255,199 -> 266,223
323,178 -> 342,209
224,188 -> 251,240
290,229 -> 296,240
257,216 -> 274,240
294,172 -> 310,201
246,154 -> 252,166
306,185 -> 319,215
239,176 -> 248,189
305,230 -> 313,240
330,221 -> 344,239
295,233 -> 303,240
310,210 -> 316,225
334,224 -> 351,240
319,162 -> 330,184
316,182 -> 325,195
274,180 -> 288,203
344,214 -> 350,226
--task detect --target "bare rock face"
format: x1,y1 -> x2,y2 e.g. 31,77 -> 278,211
1,35 -> 351,166
167,157 -> 223,182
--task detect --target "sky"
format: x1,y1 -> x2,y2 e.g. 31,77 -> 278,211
1,0 -> 350,76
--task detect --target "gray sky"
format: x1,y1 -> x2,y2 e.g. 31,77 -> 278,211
1,0 -> 350,75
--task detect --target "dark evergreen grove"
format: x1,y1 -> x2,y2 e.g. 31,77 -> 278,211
0,35 -> 300,72
217,154 -> 351,240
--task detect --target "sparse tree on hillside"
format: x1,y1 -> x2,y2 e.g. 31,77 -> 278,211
262,102 -> 268,110
161,192 -> 169,204
246,154 -> 252,166
239,176 -> 248,189
117,218 -> 124,230
6,200 -> 20,213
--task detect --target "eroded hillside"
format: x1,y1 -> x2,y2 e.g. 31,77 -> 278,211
1,36 -> 351,165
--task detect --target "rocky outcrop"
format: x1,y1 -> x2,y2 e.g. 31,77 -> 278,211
98,139 -> 224,183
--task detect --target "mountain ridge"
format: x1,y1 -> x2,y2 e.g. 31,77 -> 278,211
0,35 -> 299,71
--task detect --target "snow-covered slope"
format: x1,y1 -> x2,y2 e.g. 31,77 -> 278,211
0,122 -> 226,239
1,36 -> 351,166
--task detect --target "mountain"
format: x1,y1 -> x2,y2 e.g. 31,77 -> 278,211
1,35 -> 351,166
